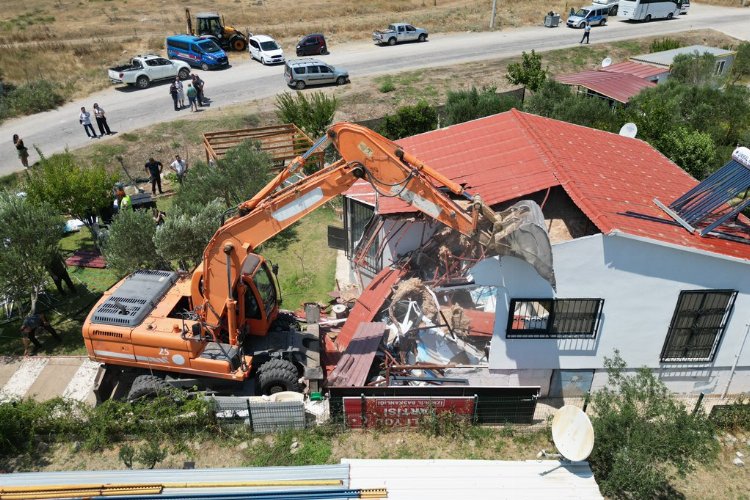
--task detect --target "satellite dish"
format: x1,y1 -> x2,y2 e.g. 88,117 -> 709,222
619,122 -> 638,138
601,57 -> 612,68
551,405 -> 595,461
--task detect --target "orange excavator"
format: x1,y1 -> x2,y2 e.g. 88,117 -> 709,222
83,123 -> 554,401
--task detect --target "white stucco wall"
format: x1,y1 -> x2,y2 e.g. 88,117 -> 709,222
477,233 -> 750,395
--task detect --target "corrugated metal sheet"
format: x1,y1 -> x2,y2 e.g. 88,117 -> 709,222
345,110 -> 750,261
328,322 -> 386,387
556,70 -> 656,103
631,45 -> 735,68
601,61 -> 667,80
342,459 -> 603,499
0,465 -> 350,496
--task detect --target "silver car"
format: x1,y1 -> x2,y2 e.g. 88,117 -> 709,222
284,58 -> 349,90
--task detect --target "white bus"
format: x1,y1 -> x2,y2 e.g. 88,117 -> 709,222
619,0 -> 682,21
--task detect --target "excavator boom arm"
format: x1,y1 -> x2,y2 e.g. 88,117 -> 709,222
197,123 -> 487,328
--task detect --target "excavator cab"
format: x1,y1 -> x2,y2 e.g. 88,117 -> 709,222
193,11 -> 248,52
238,253 -> 279,337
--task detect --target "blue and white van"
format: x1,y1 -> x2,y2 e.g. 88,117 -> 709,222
166,35 -> 229,71
566,5 -> 610,28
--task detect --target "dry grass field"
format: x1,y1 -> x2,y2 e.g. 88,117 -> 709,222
1,0 -> 746,100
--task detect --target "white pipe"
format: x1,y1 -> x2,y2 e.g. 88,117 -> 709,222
722,322 -> 750,399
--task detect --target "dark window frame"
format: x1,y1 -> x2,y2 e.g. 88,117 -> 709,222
660,289 -> 737,363
344,198 -> 381,274
507,298 -> 604,339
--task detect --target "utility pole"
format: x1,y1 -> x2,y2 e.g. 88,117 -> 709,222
490,0 -> 498,29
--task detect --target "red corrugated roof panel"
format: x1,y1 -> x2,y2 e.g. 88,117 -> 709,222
344,110 -> 749,261
555,70 -> 656,103
602,61 -> 667,80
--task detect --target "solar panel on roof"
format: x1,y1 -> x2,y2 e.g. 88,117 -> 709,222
654,147 -> 750,240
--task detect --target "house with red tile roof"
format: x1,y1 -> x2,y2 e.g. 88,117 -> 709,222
341,110 -> 750,396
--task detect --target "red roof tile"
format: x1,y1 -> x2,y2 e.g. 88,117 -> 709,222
601,61 -> 668,80
345,110 -> 750,261
556,70 -> 656,103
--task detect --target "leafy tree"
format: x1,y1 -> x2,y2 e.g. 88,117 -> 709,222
657,127 -> 717,179
0,192 -> 64,314
24,152 -> 117,240
443,87 -> 520,126
669,52 -> 718,86
154,199 -> 224,269
589,352 -> 718,498
506,50 -> 547,92
622,82 -> 683,144
378,101 -> 438,140
524,80 -> 621,132
102,209 -> 167,276
729,41 -> 750,85
173,141 -> 274,211
275,91 -> 338,140
649,37 -> 682,53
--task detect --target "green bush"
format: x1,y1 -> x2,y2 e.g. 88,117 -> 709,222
589,352 -> 718,498
657,127 -> 717,180
506,50 -> 547,92
709,396 -> 750,431
0,79 -> 64,121
275,91 -> 338,140
650,37 -> 682,53
443,86 -> 520,126
378,101 -> 438,140
102,208 -> 168,276
379,77 -> 396,93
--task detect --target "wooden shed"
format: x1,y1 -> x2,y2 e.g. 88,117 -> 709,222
202,124 -> 323,170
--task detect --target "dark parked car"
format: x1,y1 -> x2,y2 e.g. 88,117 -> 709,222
296,34 -> 328,56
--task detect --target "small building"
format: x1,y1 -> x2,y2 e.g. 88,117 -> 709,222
341,110 -> 750,397
555,70 -> 656,104
630,44 -> 736,78
600,60 -> 670,84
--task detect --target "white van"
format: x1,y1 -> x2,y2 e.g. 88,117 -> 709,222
567,5 -> 610,28
593,0 -> 619,16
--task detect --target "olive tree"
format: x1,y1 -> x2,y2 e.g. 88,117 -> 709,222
506,50 -> 548,92
102,209 -> 167,276
153,199 -> 224,269
0,191 -> 64,314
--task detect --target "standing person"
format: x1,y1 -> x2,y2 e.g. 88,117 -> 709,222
169,82 -> 180,111
174,77 -> 185,109
12,134 -> 29,168
186,83 -> 198,112
192,74 -> 205,106
144,157 -> 164,195
170,154 -> 188,184
580,22 -> 591,44
92,103 -> 112,136
47,252 -> 77,295
79,106 -> 97,138
20,313 -> 61,356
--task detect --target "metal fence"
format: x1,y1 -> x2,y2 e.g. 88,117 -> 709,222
210,397 -> 306,433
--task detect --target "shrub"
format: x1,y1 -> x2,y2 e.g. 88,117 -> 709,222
670,52 -> 718,86
709,396 -> 750,431
103,208 -> 167,276
378,101 -> 438,140
154,198 -> 224,268
379,76 -> 396,93
4,79 -> 64,117
506,50 -> 547,92
650,37 -> 682,53
444,86 -> 520,126
275,91 -> 338,139
657,127 -> 717,179
589,351 -> 718,498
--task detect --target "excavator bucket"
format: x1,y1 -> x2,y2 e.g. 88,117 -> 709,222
482,200 -> 556,289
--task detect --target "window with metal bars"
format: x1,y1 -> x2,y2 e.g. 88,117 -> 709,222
344,198 -> 381,274
660,289 -> 737,362
506,298 -> 604,339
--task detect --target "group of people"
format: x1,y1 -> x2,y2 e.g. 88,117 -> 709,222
79,103 -> 113,139
169,74 -> 205,112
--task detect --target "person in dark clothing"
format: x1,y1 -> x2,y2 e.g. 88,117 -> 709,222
47,252 -> 76,295
13,134 -> 30,168
144,157 -> 164,195
169,83 -> 180,111
21,313 -> 61,356
191,74 -> 205,106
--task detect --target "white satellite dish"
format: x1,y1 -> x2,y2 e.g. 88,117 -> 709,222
619,122 -> 638,138
601,56 -> 612,68
551,405 -> 595,462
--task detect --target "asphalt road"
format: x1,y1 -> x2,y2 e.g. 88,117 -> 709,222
2,3 -> 749,176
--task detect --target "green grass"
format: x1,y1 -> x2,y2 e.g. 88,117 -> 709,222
242,428 -> 335,467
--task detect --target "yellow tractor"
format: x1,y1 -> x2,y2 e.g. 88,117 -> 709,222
185,8 -> 248,52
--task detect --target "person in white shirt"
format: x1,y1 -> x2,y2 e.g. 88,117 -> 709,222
79,107 -> 97,138
92,103 -> 112,136
170,154 -> 188,184
173,78 -> 185,109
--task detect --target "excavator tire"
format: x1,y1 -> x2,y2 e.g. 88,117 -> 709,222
257,358 -> 298,376
126,375 -> 174,401
258,363 -> 300,395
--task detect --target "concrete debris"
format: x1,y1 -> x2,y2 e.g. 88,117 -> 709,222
236,441 -> 249,451
725,434 -> 738,444
290,440 -> 300,454
737,451 -> 745,459
733,457 -> 745,467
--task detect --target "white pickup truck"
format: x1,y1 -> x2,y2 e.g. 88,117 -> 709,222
108,54 -> 191,89
373,23 -> 428,46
